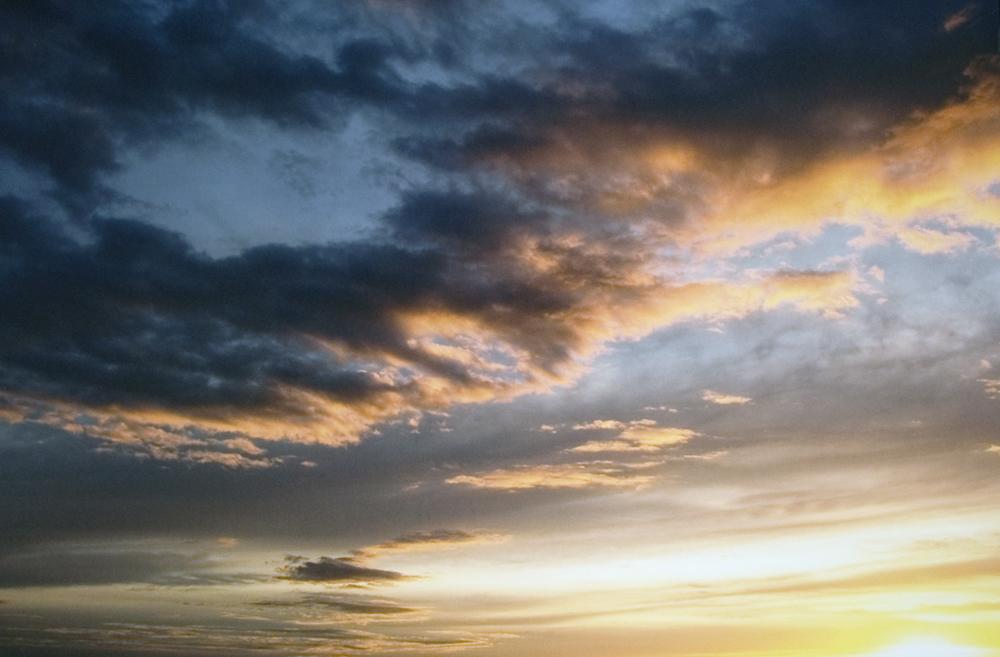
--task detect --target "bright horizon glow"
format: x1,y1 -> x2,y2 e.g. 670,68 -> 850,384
855,637 -> 989,657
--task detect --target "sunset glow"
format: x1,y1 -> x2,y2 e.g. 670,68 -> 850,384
1,2 -> 999,657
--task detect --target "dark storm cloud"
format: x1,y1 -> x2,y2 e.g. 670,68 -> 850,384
595,2 -> 984,127
1,0 -> 992,213
383,189 -> 546,252
277,556 -> 410,584
396,1 -> 996,179
0,191 -> 584,443
0,0 -> 403,207
392,124 -> 552,171
0,224 -> 392,407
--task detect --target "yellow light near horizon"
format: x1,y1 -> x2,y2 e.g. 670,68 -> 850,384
858,637 -> 988,657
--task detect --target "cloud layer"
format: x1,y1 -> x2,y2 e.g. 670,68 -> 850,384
2,1 -> 996,463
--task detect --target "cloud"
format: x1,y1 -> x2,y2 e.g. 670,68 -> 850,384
252,594 -> 422,620
1,4 -> 999,655
400,29 -> 999,265
446,461 -> 656,491
277,555 -> 411,586
0,195 -> 859,461
867,265 -> 886,283
0,0 -> 993,472
347,529 -> 506,562
570,419 -> 698,453
673,450 -> 728,462
0,1 -> 405,207
698,57 -> 1000,255
944,4 -> 979,31
735,557 -> 1000,598
978,378 -> 1000,399
0,621 -> 501,656
392,6 -> 997,257
702,390 -> 753,406
276,528 -> 502,586
400,1 -> 991,180
895,225 -> 976,254
0,547 -> 263,588
573,420 -> 627,431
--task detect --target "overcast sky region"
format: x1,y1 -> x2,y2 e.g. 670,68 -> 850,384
1,1 -> 1000,656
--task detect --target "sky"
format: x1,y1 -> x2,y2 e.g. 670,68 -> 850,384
1,1 -> 999,656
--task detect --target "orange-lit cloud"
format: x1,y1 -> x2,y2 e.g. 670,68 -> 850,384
978,379 -> 1000,399
446,461 -> 658,491
702,390 -> 752,406
0,261 -> 860,462
570,420 -> 698,453
2,28 -> 994,471
692,58 -> 1000,255
347,529 -> 507,562
944,4 -> 979,32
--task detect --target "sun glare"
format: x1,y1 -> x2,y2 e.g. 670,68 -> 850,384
860,638 -> 988,657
